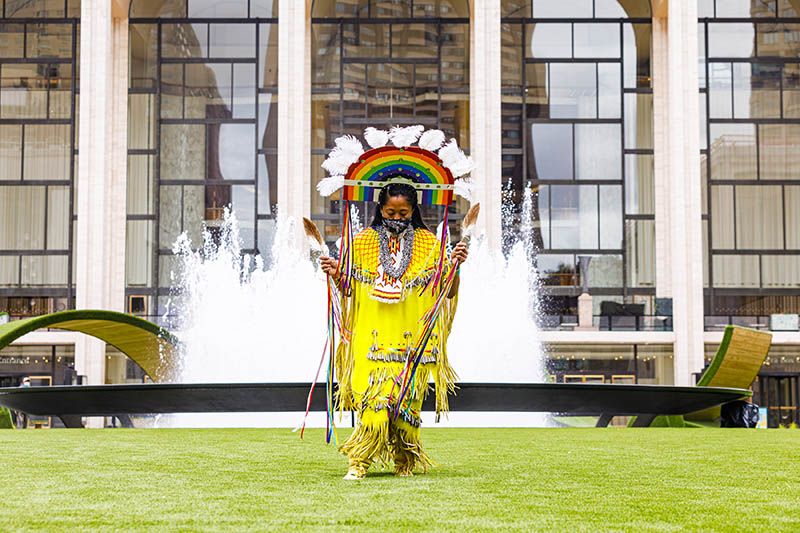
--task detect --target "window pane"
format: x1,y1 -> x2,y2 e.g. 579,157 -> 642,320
549,63 -> 596,119
1,64 -> 48,119
0,125 -> 22,180
47,186 -> 70,249
708,23 -> 755,58
709,62 -> 732,119
232,64 -> 256,119
717,1 -> 776,18
21,256 -> 67,286
587,254 -> 623,288
0,186 -> 45,249
761,255 -> 800,288
185,63 -> 232,119
188,0 -> 247,17
624,93 -> 653,149
759,124 -> 800,181
391,24 -> 438,59
574,23 -> 620,59
575,124 -> 621,180
598,63 -> 621,119
26,23 -> 72,58
599,185 -> 622,249
786,186 -> 800,249
162,24 -> 208,58
209,24 -> 255,58
757,23 -> 800,58
713,255 -> 759,288
128,94 -> 156,150
217,124 -> 255,180
0,23 -> 25,58
532,0 -> 592,18
709,123 -> 756,180
525,63 -> 548,119
625,154 -> 654,215
161,124 -> 206,180
528,23 -> 571,59
343,24 -> 390,58
550,185 -> 598,249
733,62 -> 780,119
259,23 -> 279,90
130,24 -> 158,89
530,124 -> 572,180
127,155 -> 155,215
537,254 -> 576,287
711,185 -> 735,249
626,220 -> 655,288
126,220 -> 154,287
251,0 -> 278,17
23,125 -> 70,181
785,63 -> 800,118
736,185 -> 784,249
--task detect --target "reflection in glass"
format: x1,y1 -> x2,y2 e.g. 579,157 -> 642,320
759,124 -> 800,180
708,23 -> 754,58
549,63 -> 596,119
575,124 -> 621,180
528,23 -> 571,59
550,184 -> 598,249
709,123 -> 756,180
530,124 -> 572,179
573,23 -> 620,58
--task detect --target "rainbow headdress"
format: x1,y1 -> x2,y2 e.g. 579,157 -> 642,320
315,125 -> 475,437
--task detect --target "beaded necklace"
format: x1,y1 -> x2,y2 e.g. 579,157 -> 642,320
376,224 -> 415,280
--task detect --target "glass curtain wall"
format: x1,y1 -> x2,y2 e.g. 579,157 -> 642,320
128,0 -> 278,316
311,0 -> 471,243
699,0 -> 800,318
0,0 -> 80,318
501,0 -> 654,318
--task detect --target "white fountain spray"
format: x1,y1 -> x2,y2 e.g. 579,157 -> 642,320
163,190 -> 546,427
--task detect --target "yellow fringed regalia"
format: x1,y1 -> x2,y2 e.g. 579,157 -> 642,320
335,226 -> 458,476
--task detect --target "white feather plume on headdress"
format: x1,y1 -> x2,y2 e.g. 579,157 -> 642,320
317,175 -> 344,197
438,139 -> 474,178
418,129 -> 446,151
364,127 -> 389,148
321,135 -> 364,175
389,125 -> 424,147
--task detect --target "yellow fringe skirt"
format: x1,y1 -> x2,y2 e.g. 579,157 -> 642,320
339,364 -> 434,476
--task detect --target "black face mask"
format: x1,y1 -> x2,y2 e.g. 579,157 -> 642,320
382,218 -> 412,234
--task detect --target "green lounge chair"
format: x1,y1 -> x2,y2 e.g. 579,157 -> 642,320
633,325 -> 772,428
0,310 -> 179,381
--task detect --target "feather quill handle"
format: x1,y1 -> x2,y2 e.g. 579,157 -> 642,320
394,204 -> 480,419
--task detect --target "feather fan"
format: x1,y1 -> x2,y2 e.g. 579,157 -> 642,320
389,125 -> 424,147
418,129 -> 446,151
364,127 -> 389,148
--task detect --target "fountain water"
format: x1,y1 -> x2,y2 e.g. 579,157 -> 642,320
162,190 -> 547,427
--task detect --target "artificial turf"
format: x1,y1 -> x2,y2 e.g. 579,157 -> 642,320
1,428 -> 799,531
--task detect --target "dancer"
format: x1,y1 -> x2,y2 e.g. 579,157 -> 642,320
315,126 -> 478,479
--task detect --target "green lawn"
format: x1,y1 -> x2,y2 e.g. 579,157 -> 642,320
1,428 -> 799,531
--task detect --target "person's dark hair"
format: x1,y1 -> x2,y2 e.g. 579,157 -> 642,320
370,181 -> 428,231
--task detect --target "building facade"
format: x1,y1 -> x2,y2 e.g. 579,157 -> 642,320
1,0 -> 799,426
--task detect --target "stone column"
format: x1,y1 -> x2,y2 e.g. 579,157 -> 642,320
277,0 -> 311,226
75,0 -> 129,408
654,1 -> 705,385
470,0 -> 502,250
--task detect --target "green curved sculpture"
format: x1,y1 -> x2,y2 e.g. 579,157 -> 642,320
0,310 -> 180,381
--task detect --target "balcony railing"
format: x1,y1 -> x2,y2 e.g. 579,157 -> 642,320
538,315 -> 673,331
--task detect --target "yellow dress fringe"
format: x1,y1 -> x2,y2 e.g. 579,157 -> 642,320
335,227 -> 458,475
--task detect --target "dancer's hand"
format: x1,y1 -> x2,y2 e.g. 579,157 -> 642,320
451,241 -> 469,265
320,256 -> 340,280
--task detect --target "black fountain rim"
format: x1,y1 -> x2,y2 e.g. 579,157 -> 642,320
0,381 -> 752,397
